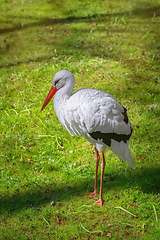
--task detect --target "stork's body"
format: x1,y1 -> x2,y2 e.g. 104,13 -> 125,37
41,70 -> 135,207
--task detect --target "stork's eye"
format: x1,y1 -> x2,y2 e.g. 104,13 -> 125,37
55,80 -> 59,85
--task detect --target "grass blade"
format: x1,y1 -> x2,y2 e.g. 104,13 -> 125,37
80,223 -> 103,239
114,206 -> 136,217
152,205 -> 158,222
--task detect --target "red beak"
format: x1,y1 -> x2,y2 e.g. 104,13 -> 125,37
41,86 -> 58,111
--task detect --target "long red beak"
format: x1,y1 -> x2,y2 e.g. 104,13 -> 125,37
41,86 -> 58,111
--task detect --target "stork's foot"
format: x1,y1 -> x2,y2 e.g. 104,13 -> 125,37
93,199 -> 103,208
85,190 -> 98,198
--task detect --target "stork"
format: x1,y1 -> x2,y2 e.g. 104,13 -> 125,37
41,70 -> 135,207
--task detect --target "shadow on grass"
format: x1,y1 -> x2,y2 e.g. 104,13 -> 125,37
0,5 -> 160,34
1,165 -> 160,214
0,4 -> 160,68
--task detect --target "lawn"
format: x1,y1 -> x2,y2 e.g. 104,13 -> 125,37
0,0 -> 160,239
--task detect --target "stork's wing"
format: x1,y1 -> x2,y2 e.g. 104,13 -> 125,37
81,89 -> 135,169
61,88 -> 132,139
79,89 -> 131,133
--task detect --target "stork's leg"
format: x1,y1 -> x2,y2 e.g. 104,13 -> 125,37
85,147 -> 100,197
94,152 -> 106,207
92,147 -> 100,196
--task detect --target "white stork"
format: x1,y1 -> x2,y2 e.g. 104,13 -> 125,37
41,70 -> 135,207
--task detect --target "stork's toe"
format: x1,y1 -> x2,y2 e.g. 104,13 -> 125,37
93,199 -> 103,208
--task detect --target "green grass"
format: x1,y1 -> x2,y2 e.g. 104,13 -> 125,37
0,0 -> 160,239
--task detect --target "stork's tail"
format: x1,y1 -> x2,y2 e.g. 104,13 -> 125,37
110,140 -> 136,169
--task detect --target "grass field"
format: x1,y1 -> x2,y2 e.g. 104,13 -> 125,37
0,0 -> 160,239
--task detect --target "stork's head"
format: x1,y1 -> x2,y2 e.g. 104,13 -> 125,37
52,70 -> 75,89
41,70 -> 75,111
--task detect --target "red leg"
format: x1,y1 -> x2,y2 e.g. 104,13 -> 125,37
85,147 -> 100,197
94,152 -> 106,207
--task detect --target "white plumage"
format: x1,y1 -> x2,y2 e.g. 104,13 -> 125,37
41,70 -> 135,207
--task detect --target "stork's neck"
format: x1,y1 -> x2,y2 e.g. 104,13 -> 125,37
53,80 -> 74,124
53,80 -> 74,105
